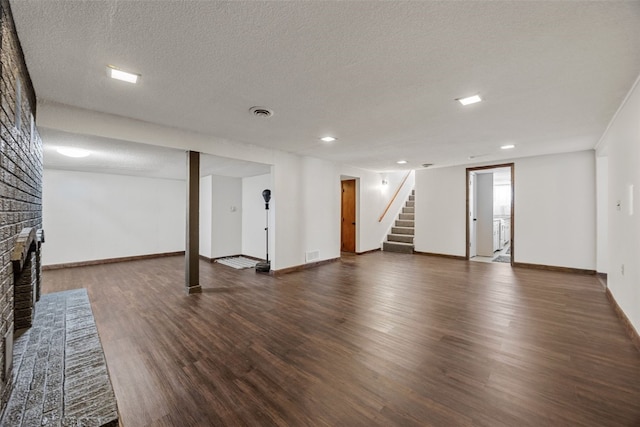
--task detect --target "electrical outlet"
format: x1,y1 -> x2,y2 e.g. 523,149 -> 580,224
621,264 -> 625,276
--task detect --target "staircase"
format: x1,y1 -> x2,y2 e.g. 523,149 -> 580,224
383,190 -> 414,253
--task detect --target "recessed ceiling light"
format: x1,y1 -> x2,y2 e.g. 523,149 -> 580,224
108,66 -> 139,84
320,136 -> 337,142
397,160 -> 408,165
501,144 -> 516,150
57,147 -> 91,158
457,95 -> 482,106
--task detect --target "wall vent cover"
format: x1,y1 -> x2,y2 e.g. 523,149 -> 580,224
305,250 -> 320,263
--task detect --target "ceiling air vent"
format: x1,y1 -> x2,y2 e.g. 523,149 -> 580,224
249,106 -> 273,118
422,163 -> 433,168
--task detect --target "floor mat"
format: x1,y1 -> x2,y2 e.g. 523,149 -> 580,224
215,256 -> 259,269
493,255 -> 511,263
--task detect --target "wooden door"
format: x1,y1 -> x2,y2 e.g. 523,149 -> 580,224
469,173 -> 477,258
341,179 -> 356,252
476,173 -> 494,256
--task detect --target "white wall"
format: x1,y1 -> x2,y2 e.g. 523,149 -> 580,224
301,157 -> 341,261
272,154 -> 341,267
414,151 -> 596,270
200,175 -> 243,259
414,166 -> 467,256
199,175 -> 212,258
271,151 -> 304,268
43,169 -> 185,265
211,175 -> 242,258
242,173 -> 272,260
599,75 -> 640,333
596,155 -> 608,274
515,151 -> 595,269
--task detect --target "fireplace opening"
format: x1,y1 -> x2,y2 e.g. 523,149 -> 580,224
10,228 -> 44,332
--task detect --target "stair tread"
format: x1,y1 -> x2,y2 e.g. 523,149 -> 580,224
392,229 -> 414,235
385,241 -> 414,246
388,234 -> 414,243
383,241 -> 415,253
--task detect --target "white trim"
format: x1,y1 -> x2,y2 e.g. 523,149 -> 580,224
595,72 -> 640,153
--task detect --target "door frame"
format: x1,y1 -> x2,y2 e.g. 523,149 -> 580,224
465,163 -> 515,265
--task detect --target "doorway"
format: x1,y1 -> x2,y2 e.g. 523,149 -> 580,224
466,164 -> 514,265
341,179 -> 356,252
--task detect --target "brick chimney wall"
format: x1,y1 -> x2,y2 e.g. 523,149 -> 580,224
0,0 -> 42,413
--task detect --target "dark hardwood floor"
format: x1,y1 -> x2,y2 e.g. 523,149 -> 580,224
42,253 -> 640,427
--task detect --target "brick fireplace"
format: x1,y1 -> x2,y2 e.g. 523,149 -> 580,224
0,0 -> 44,415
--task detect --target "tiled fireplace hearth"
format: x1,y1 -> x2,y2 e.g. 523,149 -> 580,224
1,231 -> 120,426
1,289 -> 120,426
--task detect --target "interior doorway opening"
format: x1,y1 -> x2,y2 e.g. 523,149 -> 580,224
466,164 -> 514,265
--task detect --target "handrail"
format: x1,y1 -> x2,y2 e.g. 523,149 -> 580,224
378,171 -> 411,222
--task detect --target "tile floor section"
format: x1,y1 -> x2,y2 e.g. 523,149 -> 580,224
470,242 -> 511,263
0,289 -> 119,427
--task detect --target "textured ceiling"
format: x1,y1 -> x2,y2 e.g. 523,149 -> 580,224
41,128 -> 271,180
10,1 -> 640,172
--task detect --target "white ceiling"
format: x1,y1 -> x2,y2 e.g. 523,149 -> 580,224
42,128 -> 271,180
10,1 -> 640,173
